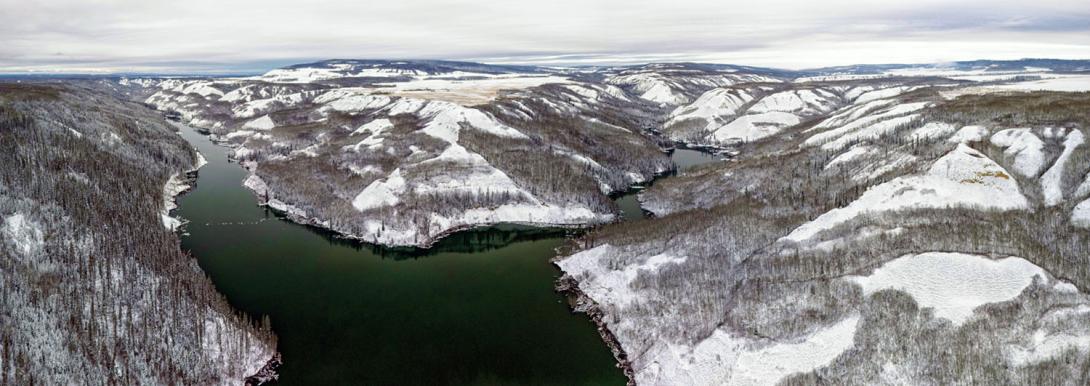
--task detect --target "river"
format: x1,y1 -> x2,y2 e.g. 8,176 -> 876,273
614,148 -> 721,220
173,124 -> 722,385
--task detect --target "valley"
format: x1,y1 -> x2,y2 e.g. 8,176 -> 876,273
171,121 -> 642,385
5,57 -> 1090,385
137,59 -> 1090,385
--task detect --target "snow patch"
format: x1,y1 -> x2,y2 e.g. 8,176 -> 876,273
806,102 -> 928,151
243,174 -> 309,219
710,111 -> 801,143
825,145 -> 871,170
630,316 -> 859,386
1009,329 -> 1090,366
991,128 -> 1046,177
352,118 -> 394,136
1041,128 -> 1085,205
3,213 -> 44,256
1073,199 -> 1090,228
849,252 -> 1048,325
352,169 -> 407,211
160,173 -> 190,230
909,121 -> 957,141
557,245 -> 688,308
242,115 -> 276,131
785,144 -> 1027,242
667,87 -> 755,128
948,125 -> 990,143
728,316 -> 860,386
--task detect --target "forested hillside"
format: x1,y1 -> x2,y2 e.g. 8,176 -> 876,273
138,63 -> 680,247
10,59 -> 1085,386
0,83 -> 276,385
558,80 -> 1090,385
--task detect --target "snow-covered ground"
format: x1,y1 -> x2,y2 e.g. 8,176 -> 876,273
710,111 -> 802,143
2,87 -> 277,385
986,74 -> 1090,92
144,63 -> 674,248
784,144 -> 1027,243
990,128 -> 1047,177
559,243 -> 861,386
727,316 -> 859,386
706,88 -> 842,143
160,152 -> 207,230
375,75 -> 571,106
136,60 -> 1090,384
664,85 -> 902,145
667,87 -> 756,121
1041,128 -> 1085,205
849,252 -> 1048,325
804,101 -> 928,152
1009,329 -> 1090,367
631,316 -> 859,386
3,213 -> 44,257
1074,199 -> 1090,228
549,62 -> 1090,386
558,245 -> 687,308
606,65 -> 781,105
260,65 -> 426,83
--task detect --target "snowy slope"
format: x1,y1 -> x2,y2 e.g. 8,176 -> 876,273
784,144 -> 1027,242
849,253 -> 1048,325
559,244 -> 861,386
663,83 -> 928,146
605,64 -> 782,105
142,61 -> 670,248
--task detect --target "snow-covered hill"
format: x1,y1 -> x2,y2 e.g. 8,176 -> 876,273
0,84 -> 276,385
128,58 -> 1090,384
556,69 -> 1090,385
602,63 -> 785,105
258,59 -> 548,83
141,61 -> 673,247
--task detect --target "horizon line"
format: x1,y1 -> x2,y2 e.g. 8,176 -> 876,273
1,56 -> 1089,77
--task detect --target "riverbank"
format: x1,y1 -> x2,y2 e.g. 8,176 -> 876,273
555,145 -> 724,385
168,118 -> 722,385
170,122 -> 626,385
555,274 -> 637,386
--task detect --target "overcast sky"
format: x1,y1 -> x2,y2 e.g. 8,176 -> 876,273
2,0 -> 1088,73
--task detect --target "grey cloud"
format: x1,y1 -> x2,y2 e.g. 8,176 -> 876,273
0,0 -> 1087,73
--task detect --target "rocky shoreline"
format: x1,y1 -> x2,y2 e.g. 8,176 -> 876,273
244,353 -> 283,386
554,274 -> 636,385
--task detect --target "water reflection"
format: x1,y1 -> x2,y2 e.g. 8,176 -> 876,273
268,208 -> 574,259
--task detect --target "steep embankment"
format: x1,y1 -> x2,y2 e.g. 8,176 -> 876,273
0,83 -> 275,385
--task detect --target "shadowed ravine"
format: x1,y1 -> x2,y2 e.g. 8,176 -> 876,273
172,124 -> 720,385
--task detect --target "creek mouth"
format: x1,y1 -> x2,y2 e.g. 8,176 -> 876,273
171,124 -> 720,385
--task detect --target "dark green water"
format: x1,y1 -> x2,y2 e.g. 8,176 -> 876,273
615,148 -> 723,221
174,125 -> 721,385
174,125 -> 622,386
